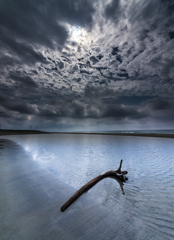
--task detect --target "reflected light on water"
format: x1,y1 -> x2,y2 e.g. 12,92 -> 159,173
1,134 -> 174,240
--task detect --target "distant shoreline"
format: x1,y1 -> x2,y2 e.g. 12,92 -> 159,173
0,130 -> 47,135
0,129 -> 174,138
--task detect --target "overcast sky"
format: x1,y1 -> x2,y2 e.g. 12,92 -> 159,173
0,0 -> 174,131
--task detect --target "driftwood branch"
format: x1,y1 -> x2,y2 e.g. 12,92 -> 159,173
61,159 -> 128,212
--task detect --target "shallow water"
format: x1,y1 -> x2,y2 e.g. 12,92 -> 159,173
0,134 -> 174,240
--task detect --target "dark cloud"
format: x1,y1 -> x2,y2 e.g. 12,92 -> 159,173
0,0 -> 174,130
0,0 -> 95,73
80,69 -> 90,75
0,93 -> 36,115
111,47 -> 119,56
117,72 -> 128,78
57,61 -> 64,70
104,0 -> 120,20
139,98 -> 174,124
84,84 -> 116,99
38,101 -> 85,119
90,56 -> 99,64
0,39 -> 47,66
73,78 -> 81,83
38,109 -> 59,118
9,73 -> 38,88
160,58 -> 174,79
0,0 -> 95,48
100,104 -> 146,119
116,55 -> 122,63
36,97 -> 147,121
5,102 -> 36,115
116,96 -> 153,106
97,54 -> 103,60
169,31 -> 174,40
141,99 -> 172,111
161,0 -> 174,14
71,102 -> 85,118
0,94 -> 6,104
0,3 -> 67,50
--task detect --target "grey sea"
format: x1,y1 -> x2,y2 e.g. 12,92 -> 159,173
0,134 -> 174,240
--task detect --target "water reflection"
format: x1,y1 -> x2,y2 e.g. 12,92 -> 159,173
0,139 -> 4,156
111,176 -> 126,195
0,140 -> 4,149
0,134 -> 174,240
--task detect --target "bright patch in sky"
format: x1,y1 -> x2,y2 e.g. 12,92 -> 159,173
71,26 -> 81,39
70,26 -> 90,44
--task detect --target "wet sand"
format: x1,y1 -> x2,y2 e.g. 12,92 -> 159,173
0,129 -> 174,138
0,139 -> 73,240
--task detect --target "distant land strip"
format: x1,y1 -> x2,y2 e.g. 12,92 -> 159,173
0,130 -> 47,135
55,132 -> 174,138
0,130 -> 174,138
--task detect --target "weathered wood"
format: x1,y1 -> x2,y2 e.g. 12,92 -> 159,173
61,159 -> 128,212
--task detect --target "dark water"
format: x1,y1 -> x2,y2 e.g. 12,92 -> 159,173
0,134 -> 174,240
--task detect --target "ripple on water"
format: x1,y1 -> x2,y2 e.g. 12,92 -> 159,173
0,134 -> 174,240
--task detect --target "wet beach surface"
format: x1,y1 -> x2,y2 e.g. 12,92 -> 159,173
0,134 -> 174,240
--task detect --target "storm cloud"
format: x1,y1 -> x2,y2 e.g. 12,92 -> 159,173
0,0 -> 174,131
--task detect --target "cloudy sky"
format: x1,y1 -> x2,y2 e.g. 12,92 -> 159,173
0,0 -> 174,131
